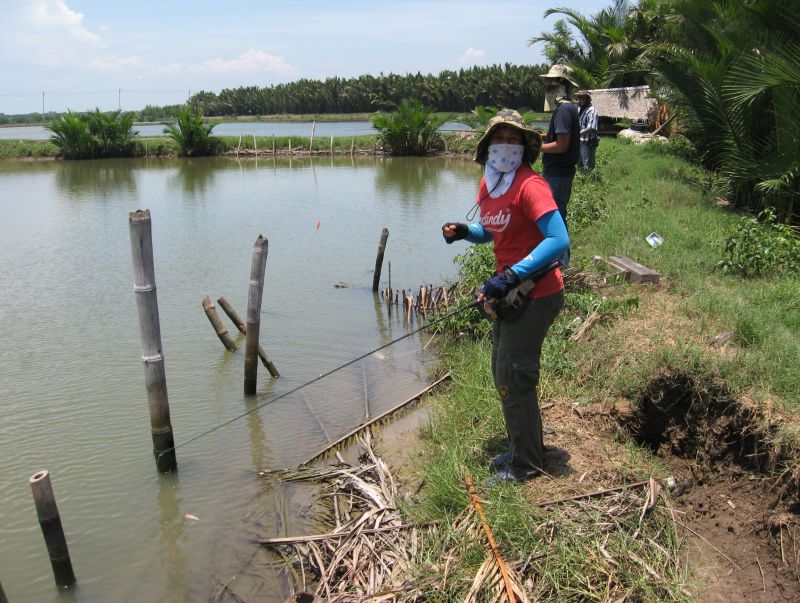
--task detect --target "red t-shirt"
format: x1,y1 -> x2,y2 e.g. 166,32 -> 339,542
477,165 -> 564,298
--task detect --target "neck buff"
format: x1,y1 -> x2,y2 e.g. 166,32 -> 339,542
484,143 -> 524,198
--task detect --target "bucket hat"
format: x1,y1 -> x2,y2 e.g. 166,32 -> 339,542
474,109 -> 542,165
576,89 -> 592,101
540,64 -> 579,88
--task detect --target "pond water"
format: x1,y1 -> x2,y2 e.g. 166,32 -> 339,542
0,155 -> 480,602
0,120 -> 471,141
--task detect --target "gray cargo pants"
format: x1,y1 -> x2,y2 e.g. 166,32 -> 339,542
491,290 -> 565,479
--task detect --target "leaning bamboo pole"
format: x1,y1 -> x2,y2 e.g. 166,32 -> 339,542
244,235 -> 269,395
217,296 -> 279,378
29,471 -> 75,589
128,209 -> 176,472
371,227 -> 389,291
202,295 -> 237,351
0,577 -> 6,603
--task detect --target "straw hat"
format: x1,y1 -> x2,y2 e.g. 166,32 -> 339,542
540,64 -> 579,87
474,109 -> 542,165
576,90 -> 592,101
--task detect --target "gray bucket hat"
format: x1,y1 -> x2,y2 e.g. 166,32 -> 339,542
474,109 -> 542,165
540,64 -> 579,88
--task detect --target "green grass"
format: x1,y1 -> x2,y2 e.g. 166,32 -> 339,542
0,139 -> 59,159
404,136 -> 798,600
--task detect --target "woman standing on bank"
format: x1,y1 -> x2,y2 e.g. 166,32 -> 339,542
442,109 -> 569,483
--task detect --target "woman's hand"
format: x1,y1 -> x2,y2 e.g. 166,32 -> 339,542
442,222 -> 468,244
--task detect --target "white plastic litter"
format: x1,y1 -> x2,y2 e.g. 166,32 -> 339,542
646,232 -> 664,248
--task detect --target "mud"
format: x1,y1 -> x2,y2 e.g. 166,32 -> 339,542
621,370 -> 800,602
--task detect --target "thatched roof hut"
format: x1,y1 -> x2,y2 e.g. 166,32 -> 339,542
587,85 -> 657,121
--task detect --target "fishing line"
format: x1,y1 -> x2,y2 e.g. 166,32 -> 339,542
157,298 -> 479,460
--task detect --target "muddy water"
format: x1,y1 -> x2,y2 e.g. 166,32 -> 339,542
0,155 -> 479,602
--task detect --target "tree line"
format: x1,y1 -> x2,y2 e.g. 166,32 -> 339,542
186,63 -> 550,117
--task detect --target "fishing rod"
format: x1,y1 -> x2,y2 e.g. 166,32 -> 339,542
158,260 -> 559,460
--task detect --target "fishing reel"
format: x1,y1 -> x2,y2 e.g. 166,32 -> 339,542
477,280 -> 535,322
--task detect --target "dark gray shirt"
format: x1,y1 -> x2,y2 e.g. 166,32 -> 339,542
542,102 -> 580,175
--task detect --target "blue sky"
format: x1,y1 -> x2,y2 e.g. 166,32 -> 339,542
0,0 -> 609,115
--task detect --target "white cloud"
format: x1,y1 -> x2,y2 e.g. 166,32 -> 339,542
189,49 -> 294,75
459,47 -> 486,65
23,0 -> 101,46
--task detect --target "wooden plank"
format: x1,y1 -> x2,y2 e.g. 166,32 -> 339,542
608,255 -> 660,283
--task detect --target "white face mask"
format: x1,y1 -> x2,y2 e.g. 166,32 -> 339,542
486,143 -> 524,173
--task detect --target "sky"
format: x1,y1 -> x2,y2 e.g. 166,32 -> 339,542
0,0 -> 610,115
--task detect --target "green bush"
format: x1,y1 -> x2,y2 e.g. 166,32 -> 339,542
719,208 -> 800,277
372,99 -> 448,156
47,109 -> 137,159
164,109 -> 219,156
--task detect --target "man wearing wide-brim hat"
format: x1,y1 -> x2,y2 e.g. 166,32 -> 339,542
441,109 -> 569,484
539,65 -> 580,267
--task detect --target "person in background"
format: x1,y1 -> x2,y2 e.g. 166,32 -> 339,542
577,90 -> 599,172
441,109 -> 569,484
539,68 -> 580,267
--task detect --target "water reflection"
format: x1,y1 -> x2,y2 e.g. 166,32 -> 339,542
169,158 -> 218,197
374,156 -> 478,204
156,473 -> 187,603
55,159 -> 137,199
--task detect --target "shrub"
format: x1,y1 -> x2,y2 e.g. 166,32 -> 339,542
47,109 -> 137,159
718,208 -> 800,277
372,99 -> 448,156
164,109 -> 219,156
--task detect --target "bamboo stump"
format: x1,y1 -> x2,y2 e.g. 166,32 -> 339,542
0,576 -> 8,603
29,471 -> 75,589
218,296 -> 279,378
372,228 -> 389,291
202,295 -> 237,351
244,235 -> 269,394
128,209 -> 177,472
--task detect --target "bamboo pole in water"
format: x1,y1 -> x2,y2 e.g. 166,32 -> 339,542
29,471 -> 75,589
202,295 -> 237,351
0,579 -> 6,603
309,120 -> 316,151
371,228 -> 389,291
350,137 -> 355,155
329,135 -> 334,156
217,296 -> 279,378
128,209 -> 177,472
244,235 -> 269,394
253,133 -> 257,155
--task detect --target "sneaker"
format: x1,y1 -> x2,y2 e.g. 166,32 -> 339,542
489,451 -> 511,471
484,468 -> 521,487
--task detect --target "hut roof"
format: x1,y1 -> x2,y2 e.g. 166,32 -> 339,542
587,85 -> 657,120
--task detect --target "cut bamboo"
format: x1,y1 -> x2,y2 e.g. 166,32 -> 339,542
29,471 -> 75,588
300,373 -> 451,466
202,295 -> 237,351
217,296 -> 279,378
0,578 -> 6,603
329,135 -> 334,156
310,120 -> 316,151
350,137 -> 354,155
244,235 -> 269,395
371,228 -> 389,291
128,209 -> 176,472
465,471 -> 515,603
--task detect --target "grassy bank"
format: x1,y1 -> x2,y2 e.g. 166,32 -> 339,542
401,138 -> 799,600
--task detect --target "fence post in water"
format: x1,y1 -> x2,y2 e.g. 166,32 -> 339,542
0,577 -> 8,603
128,209 -> 177,473
202,295 -> 237,351
309,120 -> 316,152
372,228 -> 389,291
244,235 -> 269,394
29,471 -> 75,589
218,296 -> 280,378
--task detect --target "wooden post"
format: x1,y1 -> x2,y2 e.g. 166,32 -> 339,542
217,296 -> 279,378
350,136 -> 355,155
371,227 -> 389,291
202,295 -> 237,351
272,134 -> 275,155
244,235 -> 269,395
288,137 -> 293,154
128,209 -> 177,472
253,133 -> 257,155
309,120 -> 316,152
29,471 -> 75,589
330,135 -> 334,156
0,576 -> 8,603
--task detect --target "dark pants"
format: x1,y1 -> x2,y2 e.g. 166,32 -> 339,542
580,141 -> 597,172
491,290 -> 564,479
543,168 -> 575,268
